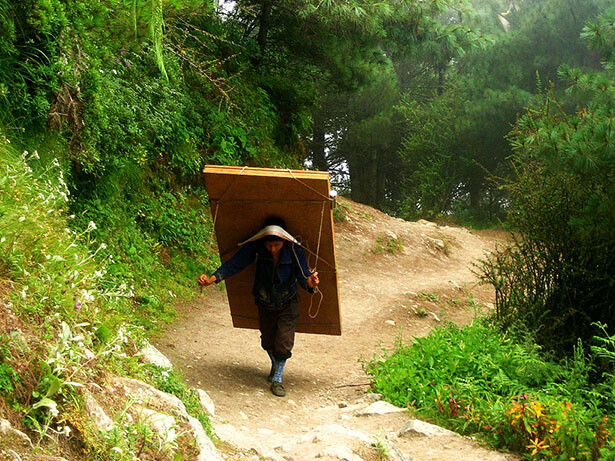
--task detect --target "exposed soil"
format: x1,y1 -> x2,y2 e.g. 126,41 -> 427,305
157,198 -> 518,461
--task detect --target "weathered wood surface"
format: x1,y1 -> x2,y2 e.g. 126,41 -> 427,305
204,165 -> 341,335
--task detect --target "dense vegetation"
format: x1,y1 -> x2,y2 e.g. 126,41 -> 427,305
2,0 -> 615,459
368,319 -> 615,459
368,5 -> 615,460
0,143 -> 213,459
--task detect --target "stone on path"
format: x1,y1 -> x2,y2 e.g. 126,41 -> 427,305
314,424 -> 374,444
186,415 -> 225,461
197,388 -> 216,416
321,445 -> 363,461
83,390 -> 114,432
398,420 -> 457,438
359,393 -> 383,403
111,377 -> 187,417
110,376 -> 224,460
382,440 -> 415,461
214,422 -> 283,461
356,400 -> 406,416
0,418 -> 32,446
140,342 -> 173,369
134,406 -> 177,447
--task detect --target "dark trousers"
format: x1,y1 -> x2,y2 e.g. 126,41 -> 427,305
258,296 -> 300,360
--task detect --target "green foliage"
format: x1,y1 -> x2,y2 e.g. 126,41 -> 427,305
395,88 -> 465,220
367,319 -> 615,459
0,131 -> 217,458
332,200 -> 349,223
379,0 -> 611,223
370,235 -> 404,255
0,338 -> 19,394
480,8 -> 615,354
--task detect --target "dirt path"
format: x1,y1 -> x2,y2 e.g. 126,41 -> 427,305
157,199 -> 518,461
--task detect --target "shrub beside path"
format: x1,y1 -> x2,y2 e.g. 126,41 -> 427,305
158,198 -> 519,461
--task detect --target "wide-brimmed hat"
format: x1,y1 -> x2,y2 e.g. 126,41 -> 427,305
238,225 -> 299,246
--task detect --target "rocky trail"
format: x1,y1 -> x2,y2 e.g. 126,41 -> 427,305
157,199 -> 519,461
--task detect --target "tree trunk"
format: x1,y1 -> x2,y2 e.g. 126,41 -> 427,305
311,110 -> 328,171
256,0 -> 273,60
468,169 -> 482,212
349,153 -> 379,208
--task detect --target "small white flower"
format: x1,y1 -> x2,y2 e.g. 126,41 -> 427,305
33,150 -> 40,159
47,209 -> 55,214
99,69 -> 104,74
69,214 -> 75,219
99,243 -> 107,250
0,237 -> 5,244
111,447 -> 122,453
112,69 -> 117,75
18,216 -> 25,222
88,221 -> 97,230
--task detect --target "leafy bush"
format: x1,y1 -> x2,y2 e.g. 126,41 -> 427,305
367,319 -> 615,459
479,9 -> 615,355
0,338 -> 18,394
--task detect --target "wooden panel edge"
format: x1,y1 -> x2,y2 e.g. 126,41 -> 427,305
203,165 -> 329,180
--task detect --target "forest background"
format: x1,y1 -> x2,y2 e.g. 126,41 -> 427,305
2,0 -> 615,459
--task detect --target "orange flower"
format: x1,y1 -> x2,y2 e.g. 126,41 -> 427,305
526,437 -> 549,455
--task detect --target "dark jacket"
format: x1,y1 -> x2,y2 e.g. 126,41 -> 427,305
213,240 -> 314,309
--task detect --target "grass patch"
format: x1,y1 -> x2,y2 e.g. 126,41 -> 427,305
367,319 -> 615,459
370,235 -> 404,255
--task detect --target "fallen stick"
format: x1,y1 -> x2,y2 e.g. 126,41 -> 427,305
333,382 -> 372,389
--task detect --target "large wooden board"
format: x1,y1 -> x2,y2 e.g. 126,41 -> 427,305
204,165 -> 341,335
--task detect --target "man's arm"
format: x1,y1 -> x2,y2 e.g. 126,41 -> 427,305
199,242 -> 257,286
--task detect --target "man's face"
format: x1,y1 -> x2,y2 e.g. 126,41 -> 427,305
264,240 -> 284,256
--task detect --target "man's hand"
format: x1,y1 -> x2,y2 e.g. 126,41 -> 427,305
198,274 -> 217,287
307,271 -> 320,289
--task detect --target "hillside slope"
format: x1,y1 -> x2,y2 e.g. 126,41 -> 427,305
157,198 -> 516,460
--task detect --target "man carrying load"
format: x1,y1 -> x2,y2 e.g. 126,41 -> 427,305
198,217 -> 320,397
